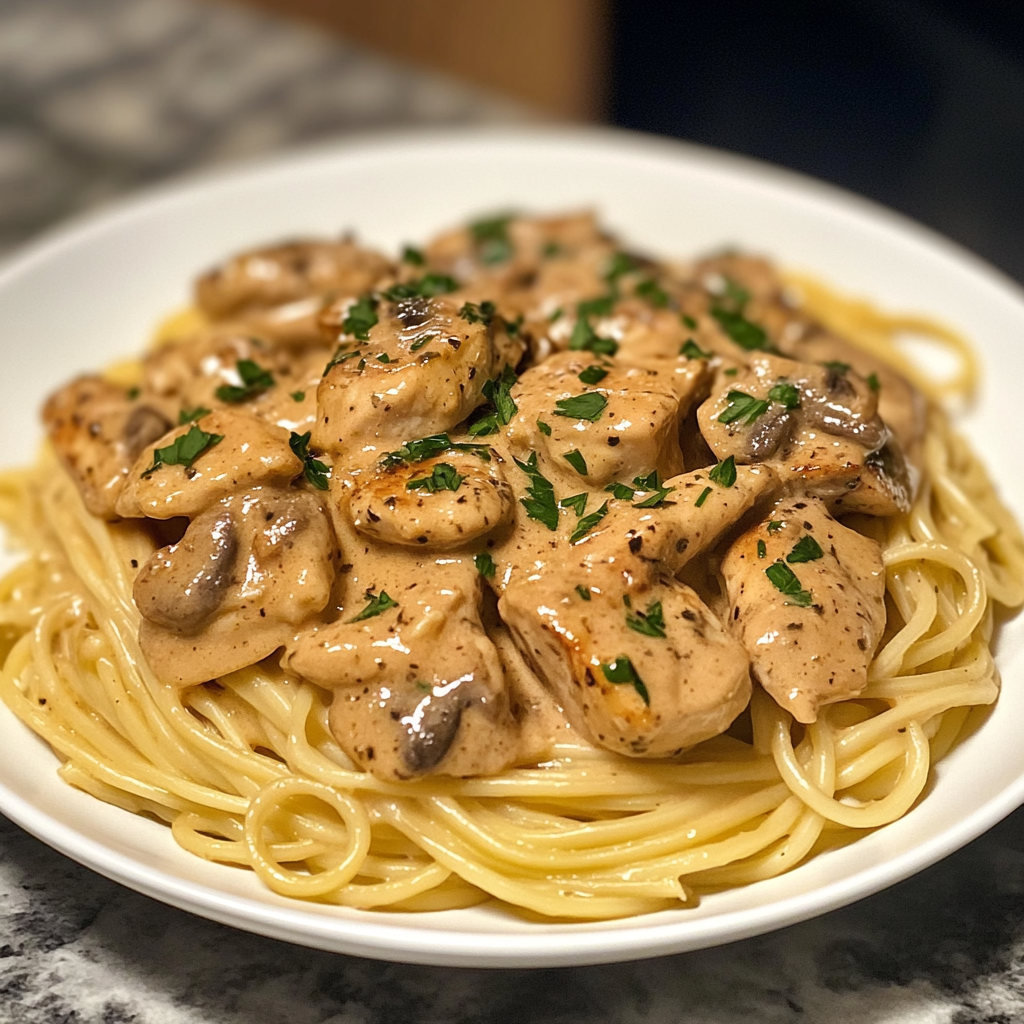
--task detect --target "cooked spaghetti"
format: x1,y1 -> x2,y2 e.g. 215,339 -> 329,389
1,211 -> 1021,919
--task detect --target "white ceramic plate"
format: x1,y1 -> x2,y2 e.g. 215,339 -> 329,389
2,128 -> 1023,968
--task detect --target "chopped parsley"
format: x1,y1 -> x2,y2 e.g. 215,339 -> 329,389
767,520 -> 783,534
822,360 -> 851,374
757,539 -> 767,559
347,590 -> 398,623
694,486 -> 712,508
215,359 -> 275,403
459,300 -> 497,325
142,424 -> 223,478
381,433 -> 491,469
636,278 -> 669,307
605,252 -> 637,284
290,390 -> 305,401
569,313 -> 618,356
474,552 -> 496,579
178,406 -> 211,425
376,354 -> 390,364
626,599 -> 666,638
765,561 -> 813,606
543,241 -> 562,258
708,455 -> 737,488
537,420 -> 552,436
323,347 -> 364,374
563,449 -> 588,475
605,481 -> 636,501
575,585 -> 591,601
471,214 -> 514,265
289,430 -> 331,490
409,333 -> 437,352
468,365 -> 518,436
406,462 -> 465,494
718,390 -> 769,425
549,307 -> 564,323
126,386 -> 140,400
632,469 -> 675,508
514,451 -> 559,530
341,294 -> 379,340
600,656 -> 650,705
681,314 -> 698,330
710,307 -> 770,351
787,535 -> 824,563
767,381 -> 800,409
505,313 -> 524,337
680,339 -> 711,359
578,294 -> 616,318
570,501 -> 609,544
559,492 -> 589,516
578,365 -> 609,385
554,392 -> 607,423
867,372 -> 881,393
383,274 -> 460,301
401,245 -> 425,266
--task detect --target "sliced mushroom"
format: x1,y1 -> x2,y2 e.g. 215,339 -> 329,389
134,506 -> 238,633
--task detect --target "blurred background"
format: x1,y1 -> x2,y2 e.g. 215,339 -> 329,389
1,0 -> 1022,282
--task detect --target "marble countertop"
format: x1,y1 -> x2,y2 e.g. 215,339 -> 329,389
3,1 -> 1024,1020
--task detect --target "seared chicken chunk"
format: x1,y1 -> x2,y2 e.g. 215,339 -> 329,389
721,496 -> 886,723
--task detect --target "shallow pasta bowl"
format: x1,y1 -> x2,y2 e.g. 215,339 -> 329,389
1,127 -> 1023,968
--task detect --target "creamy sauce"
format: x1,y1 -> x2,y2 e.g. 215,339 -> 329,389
43,215 -> 919,782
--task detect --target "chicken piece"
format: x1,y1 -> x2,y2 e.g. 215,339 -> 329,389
697,352 -> 913,515
489,454 -> 778,757
43,376 -> 175,519
503,351 -> 701,491
313,296 -> 523,454
137,488 -> 337,685
721,496 -> 886,723
348,449 -> 514,550
284,519 -> 524,781
115,408 -> 303,519
425,210 -> 614,297
195,238 -> 393,346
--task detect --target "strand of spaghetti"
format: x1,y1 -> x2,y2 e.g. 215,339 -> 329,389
243,777 -> 371,898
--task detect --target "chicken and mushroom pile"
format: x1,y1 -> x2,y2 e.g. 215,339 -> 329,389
44,212 -> 923,782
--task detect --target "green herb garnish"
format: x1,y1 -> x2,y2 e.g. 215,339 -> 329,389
289,430 -> 331,490
626,599 -> 666,638
563,449 -> 588,475
680,339 -> 711,359
605,252 -> 636,284
554,392 -> 607,423
459,300 -> 497,325
341,294 -> 378,340
768,382 -> 800,409
383,274 -> 459,301
406,463 -> 464,494
142,425 -> 223,478
575,585 -> 591,601
632,469 -> 675,508
381,434 -> 491,469
711,308 -> 770,351
323,347 -> 364,374
178,406 -> 211,425
474,552 -> 496,579
718,390 -> 769,425
578,365 -> 609,385
867,372 -> 881,393
767,520 -> 783,534
290,390 -> 306,401
822,360 -> 851,374
468,365 -> 519,436
694,486 -> 712,508
765,562 -> 813,606
681,314 -> 698,330
636,278 -> 669,307
570,501 -> 609,544
569,313 -> 618,356
537,420 -> 552,436
708,455 -> 737,488
215,359 -> 274,403
757,539 -> 767,559
514,451 -> 559,530
347,590 -> 398,623
559,492 -> 589,516
471,214 -> 514,265
600,656 -> 650,705
787,535 -> 824,563
401,245 -> 425,266
605,481 -> 636,501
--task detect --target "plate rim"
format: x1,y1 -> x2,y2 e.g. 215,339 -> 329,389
2,124 -> 1024,968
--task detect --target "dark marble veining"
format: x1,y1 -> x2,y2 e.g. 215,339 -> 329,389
3,0 -> 1024,1020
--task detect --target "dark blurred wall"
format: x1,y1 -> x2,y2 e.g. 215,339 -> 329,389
611,0 -> 1024,284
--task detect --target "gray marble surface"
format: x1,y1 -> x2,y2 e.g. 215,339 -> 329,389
3,1 -> 1024,1021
